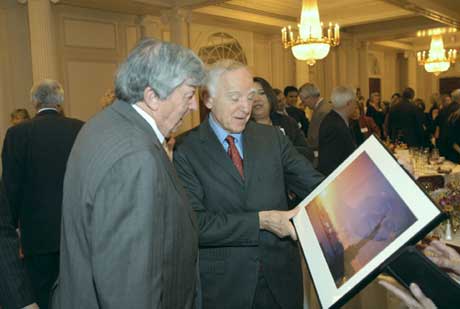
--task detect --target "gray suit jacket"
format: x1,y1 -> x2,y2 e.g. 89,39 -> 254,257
53,100 -> 198,308
306,99 -> 332,154
174,118 -> 323,309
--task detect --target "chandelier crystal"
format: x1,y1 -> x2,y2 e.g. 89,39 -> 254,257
281,0 -> 340,65
416,28 -> 457,76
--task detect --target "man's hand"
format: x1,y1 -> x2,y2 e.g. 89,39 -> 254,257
22,303 -> 39,309
259,207 -> 300,240
379,275 -> 436,309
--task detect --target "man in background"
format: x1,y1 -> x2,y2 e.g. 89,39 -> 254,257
2,79 -> 84,309
387,87 -> 425,147
284,86 -> 310,136
299,82 -> 331,165
436,89 -> 460,157
318,86 -> 357,176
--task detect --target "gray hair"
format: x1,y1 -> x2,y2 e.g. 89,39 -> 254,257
331,86 -> 356,109
30,79 -> 64,108
206,59 -> 247,97
299,83 -> 320,99
451,89 -> 460,103
115,38 -> 206,104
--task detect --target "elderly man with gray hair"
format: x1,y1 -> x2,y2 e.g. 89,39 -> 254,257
2,79 -> 84,309
174,60 -> 323,309
53,39 -> 206,308
317,86 -> 357,176
299,82 -> 331,164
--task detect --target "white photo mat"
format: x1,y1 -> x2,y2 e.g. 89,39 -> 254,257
293,135 -> 443,308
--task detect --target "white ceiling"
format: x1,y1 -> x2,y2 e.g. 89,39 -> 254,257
57,0 -> 460,47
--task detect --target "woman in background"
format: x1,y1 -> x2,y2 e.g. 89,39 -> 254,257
10,108 -> 30,126
251,76 -> 312,161
366,92 -> 385,138
350,99 -> 381,146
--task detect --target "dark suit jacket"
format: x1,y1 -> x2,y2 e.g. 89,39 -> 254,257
318,110 -> 357,176
271,112 -> 312,160
53,100 -> 198,308
1,110 -> 83,256
174,117 -> 323,309
0,182 -> 35,309
387,99 -> 425,147
286,105 -> 310,136
446,112 -> 460,163
437,101 -> 460,157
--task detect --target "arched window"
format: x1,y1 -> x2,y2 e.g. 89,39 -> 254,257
198,32 -> 247,65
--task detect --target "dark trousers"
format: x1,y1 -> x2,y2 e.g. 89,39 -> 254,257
24,253 -> 59,309
252,270 -> 282,309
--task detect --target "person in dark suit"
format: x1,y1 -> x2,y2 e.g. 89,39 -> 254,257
251,77 -> 311,160
318,86 -> 357,176
174,60 -> 323,309
0,181 -> 38,309
284,86 -> 310,136
53,39 -> 205,308
436,89 -> 460,157
1,79 -> 84,309
387,87 -> 425,147
445,90 -> 460,163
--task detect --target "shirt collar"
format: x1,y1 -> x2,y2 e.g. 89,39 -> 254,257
37,107 -> 58,114
208,112 -> 242,144
132,104 -> 165,144
314,97 -> 324,110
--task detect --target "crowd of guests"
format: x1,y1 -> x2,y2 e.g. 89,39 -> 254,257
1,37 -> 460,309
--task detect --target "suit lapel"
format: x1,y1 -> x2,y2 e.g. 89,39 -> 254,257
199,118 -> 244,186
111,100 -> 197,229
242,122 -> 256,187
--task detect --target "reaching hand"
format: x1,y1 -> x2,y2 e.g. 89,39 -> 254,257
259,207 -> 300,240
379,275 -> 437,309
423,240 -> 460,276
22,303 -> 39,309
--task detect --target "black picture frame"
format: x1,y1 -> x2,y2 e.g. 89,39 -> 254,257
293,135 -> 446,308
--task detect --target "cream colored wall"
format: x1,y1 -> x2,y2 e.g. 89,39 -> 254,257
0,0 -> 33,148
306,41 -> 402,102
55,5 -> 141,121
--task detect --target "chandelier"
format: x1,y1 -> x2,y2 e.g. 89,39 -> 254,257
416,28 -> 457,76
281,0 -> 340,65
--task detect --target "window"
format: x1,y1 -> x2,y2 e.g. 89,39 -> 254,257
198,32 -> 247,65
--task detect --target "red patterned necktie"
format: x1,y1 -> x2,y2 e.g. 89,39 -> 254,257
225,135 -> 244,178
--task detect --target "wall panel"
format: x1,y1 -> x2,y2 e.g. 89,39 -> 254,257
66,60 -> 117,120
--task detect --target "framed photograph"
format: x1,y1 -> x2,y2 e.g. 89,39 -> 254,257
293,135 -> 445,309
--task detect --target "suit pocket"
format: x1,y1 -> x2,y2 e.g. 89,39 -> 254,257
199,247 -> 230,260
199,247 -> 229,275
200,260 -> 226,275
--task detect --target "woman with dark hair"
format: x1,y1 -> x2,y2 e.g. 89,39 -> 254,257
251,76 -> 312,160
